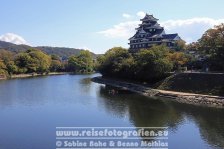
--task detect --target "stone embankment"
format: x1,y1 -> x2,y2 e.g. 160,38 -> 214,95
0,74 -> 6,80
10,72 -> 67,79
92,77 -> 224,108
0,72 -> 68,80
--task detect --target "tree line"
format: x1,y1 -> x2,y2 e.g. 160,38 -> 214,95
96,45 -> 190,83
97,23 -> 224,82
0,24 -> 223,80
187,23 -> 224,71
0,49 -> 94,77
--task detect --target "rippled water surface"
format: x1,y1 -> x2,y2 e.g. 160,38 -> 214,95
0,74 -> 223,149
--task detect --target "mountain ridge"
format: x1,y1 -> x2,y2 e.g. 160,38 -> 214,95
0,41 -> 96,60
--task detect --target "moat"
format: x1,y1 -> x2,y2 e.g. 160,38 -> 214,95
0,74 -> 223,149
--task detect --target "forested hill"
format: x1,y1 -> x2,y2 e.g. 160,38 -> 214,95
0,41 -> 96,60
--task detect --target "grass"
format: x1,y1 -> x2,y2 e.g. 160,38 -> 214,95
156,73 -> 224,96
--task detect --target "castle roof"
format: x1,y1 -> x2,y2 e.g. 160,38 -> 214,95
162,34 -> 179,40
129,13 -> 181,51
140,14 -> 158,22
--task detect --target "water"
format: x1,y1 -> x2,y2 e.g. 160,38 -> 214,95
0,74 -> 223,149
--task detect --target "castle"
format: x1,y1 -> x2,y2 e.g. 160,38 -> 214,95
129,14 -> 181,52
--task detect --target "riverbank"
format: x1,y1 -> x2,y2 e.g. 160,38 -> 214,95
92,76 -> 224,108
7,72 -> 68,79
155,72 -> 224,96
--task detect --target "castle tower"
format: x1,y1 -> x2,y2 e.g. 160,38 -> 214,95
129,14 -> 181,52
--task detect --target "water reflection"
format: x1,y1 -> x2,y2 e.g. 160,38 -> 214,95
0,75 -> 223,149
98,85 -> 224,148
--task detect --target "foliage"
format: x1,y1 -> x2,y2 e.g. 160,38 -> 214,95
98,46 -> 174,82
134,46 -> 173,81
175,40 -> 187,51
168,52 -> 189,70
6,61 -> 18,75
0,60 -> 8,76
68,50 -> 94,73
50,60 -> 62,72
0,48 -> 96,76
0,49 -> 14,63
97,47 -> 132,77
198,23 -> 224,71
15,49 -> 51,73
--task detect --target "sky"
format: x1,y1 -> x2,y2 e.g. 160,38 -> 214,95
0,0 -> 224,54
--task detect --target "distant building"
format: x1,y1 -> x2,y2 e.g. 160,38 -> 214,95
129,14 -> 181,52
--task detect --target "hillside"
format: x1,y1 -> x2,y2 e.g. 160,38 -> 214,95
0,41 -> 96,60
156,73 -> 224,96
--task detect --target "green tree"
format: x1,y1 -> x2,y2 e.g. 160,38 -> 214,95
6,61 -> 18,75
97,46 -> 173,82
97,47 -> 132,76
134,45 -> 173,81
15,53 -> 31,73
29,50 -> 51,73
68,50 -> 94,73
50,60 -> 62,72
0,60 -> 8,76
199,23 -> 224,71
0,49 -> 14,63
175,40 -> 187,51
15,49 -> 51,73
168,52 -> 189,70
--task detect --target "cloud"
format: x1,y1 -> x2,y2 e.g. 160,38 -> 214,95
77,46 -> 92,51
122,13 -> 131,19
136,11 -> 146,18
99,17 -> 224,43
98,21 -> 140,39
161,18 -> 224,43
0,33 -> 29,45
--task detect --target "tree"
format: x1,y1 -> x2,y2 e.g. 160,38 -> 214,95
6,61 -> 18,75
29,49 -> 52,73
15,49 -> 51,73
15,53 -> 31,73
0,49 -> 14,63
50,60 -> 62,72
175,40 -> 187,51
97,46 -> 173,82
199,23 -> 224,71
168,52 -> 189,70
68,50 -> 94,73
97,47 -> 132,77
0,60 -> 7,76
49,54 -> 63,72
134,45 -> 173,81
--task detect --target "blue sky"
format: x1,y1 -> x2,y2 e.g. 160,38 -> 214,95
0,0 -> 224,54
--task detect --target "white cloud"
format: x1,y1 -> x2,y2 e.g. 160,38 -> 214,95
122,13 -> 131,19
161,18 -> 224,43
98,21 -> 140,39
77,46 -> 92,51
136,11 -> 146,18
99,17 -> 224,43
0,33 -> 29,45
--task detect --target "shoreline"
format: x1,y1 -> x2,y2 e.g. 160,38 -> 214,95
1,72 -> 69,80
92,76 -> 224,108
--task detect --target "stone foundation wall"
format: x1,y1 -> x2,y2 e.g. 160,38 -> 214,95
92,77 -> 224,108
